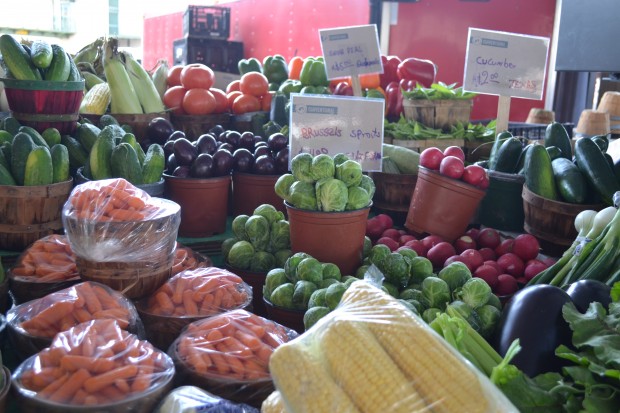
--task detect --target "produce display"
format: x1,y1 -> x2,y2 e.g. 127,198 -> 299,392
8,234 -> 78,283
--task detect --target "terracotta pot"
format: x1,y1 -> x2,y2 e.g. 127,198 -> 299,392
405,167 -> 485,243
232,172 -> 285,217
285,202 -> 370,276
163,174 -> 231,237
263,298 -> 305,334
225,265 -> 267,317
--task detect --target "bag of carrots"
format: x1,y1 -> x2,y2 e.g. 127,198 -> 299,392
12,319 -> 175,409
9,234 -> 79,283
171,242 -> 212,276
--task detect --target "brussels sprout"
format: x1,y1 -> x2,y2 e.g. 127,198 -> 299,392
359,174 -> 376,199
476,304 -> 501,338
409,256 -> 434,284
297,257 -> 323,284
315,178 -> 348,212
335,159 -> 363,187
284,252 -> 311,282
459,277 -> 492,309
310,153 -> 335,181
381,252 -> 411,288
270,283 -> 295,308
231,215 -> 250,241
333,153 -> 350,166
264,268 -> 288,300
397,248 -> 418,261
325,282 -> 347,310
322,263 -> 341,281
355,265 -> 369,279
485,293 -> 502,310
369,244 -> 391,268
363,236 -> 372,258
274,249 -> 293,268
303,306 -> 331,330
269,220 -> 290,251
343,277 -> 358,289
448,300 -> 481,332
291,152 -> 314,183
399,288 -> 424,302
422,307 -> 442,324
221,237 -> 239,262
275,173 -> 296,202
438,262 -> 472,293
319,278 -> 339,289
245,215 -> 270,251
346,186 -> 370,210
253,204 -> 282,226
292,280 -> 318,310
275,211 -> 285,221
421,276 -> 451,310
289,180 -> 318,210
341,275 -> 357,284
250,251 -> 276,273
308,288 -> 327,308
399,299 -> 419,315
382,281 -> 399,298
227,240 -> 255,270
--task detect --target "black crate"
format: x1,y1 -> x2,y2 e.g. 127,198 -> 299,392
474,119 -> 575,141
173,37 -> 243,74
183,6 -> 230,39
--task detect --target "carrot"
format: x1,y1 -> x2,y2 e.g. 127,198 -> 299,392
60,355 -> 115,374
83,365 -> 139,393
38,373 -> 69,399
130,369 -> 152,393
48,368 -> 91,403
182,289 -> 198,315
75,282 -> 102,314
71,389 -> 89,405
20,300 -> 75,331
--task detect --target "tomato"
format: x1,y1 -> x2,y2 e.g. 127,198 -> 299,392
260,92 -> 273,112
239,72 -> 269,98
232,93 -> 261,114
182,88 -> 216,115
180,63 -> 215,90
225,79 -> 241,93
167,65 -> 184,87
162,86 -> 188,115
210,88 -> 229,113
226,91 -> 243,109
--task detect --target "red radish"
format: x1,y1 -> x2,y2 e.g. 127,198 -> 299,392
513,234 -> 540,261
376,237 -> 399,252
443,146 -> 465,162
374,214 -> 393,231
420,147 -> 444,170
484,260 -> 502,274
474,265 -> 499,289
405,239 -> 428,257
495,274 -> 519,296
399,234 -> 417,246
516,276 -> 528,285
439,156 -> 465,179
462,165 -> 486,187
381,228 -> 401,242
497,253 -> 525,277
524,259 -> 548,281
465,227 -> 480,241
454,235 -> 477,254
422,234 -> 444,250
477,228 -> 501,249
366,217 -> 384,240
460,248 -> 484,270
398,229 -> 408,235
477,173 -> 490,190
427,242 -> 456,268
444,255 -> 473,271
479,247 -> 497,261
495,239 -> 515,257
541,257 -> 557,267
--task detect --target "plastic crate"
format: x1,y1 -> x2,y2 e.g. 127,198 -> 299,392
183,6 -> 230,39
474,120 -> 575,140
173,37 -> 243,74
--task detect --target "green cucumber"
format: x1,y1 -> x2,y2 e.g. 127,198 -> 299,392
524,144 -> 558,200
50,144 -> 70,183
44,44 -> 70,81
41,127 -> 61,147
111,143 -> 142,185
60,134 -> 88,169
574,137 -> 620,206
30,40 -> 53,69
76,123 -> 101,152
24,146 -> 53,186
142,144 -> 165,184
545,146 -> 563,161
89,129 -> 117,180
11,132 -> 37,185
99,114 -> 119,128
66,52 -> 81,82
2,117 -> 21,136
0,34 -> 42,80
488,131 -> 513,170
120,133 -> 145,166
0,149 -> 9,171
492,137 -> 523,173
0,142 -> 11,167
515,144 -> 533,175
551,157 -> 588,204
18,126 -> 49,148
0,130 -> 13,146
0,163 -> 16,185
382,143 -> 419,174
591,135 -> 608,153
544,122 -> 572,159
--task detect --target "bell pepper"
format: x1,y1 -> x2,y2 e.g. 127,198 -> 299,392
300,85 -> 330,95
385,81 -> 403,120
299,57 -> 329,87
380,55 -> 401,90
278,79 -> 303,98
332,81 -> 353,96
262,55 -> 289,86
364,88 -> 385,99
396,57 -> 437,88
288,56 -> 304,80
238,57 -> 262,75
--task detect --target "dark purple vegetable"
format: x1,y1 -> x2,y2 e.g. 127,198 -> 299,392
172,165 -> 191,178
233,148 -> 254,173
209,124 -> 225,137
565,280 -> 611,313
267,133 -> 289,152
213,149 -> 234,176
275,147 -> 289,174
217,131 -> 228,143
494,284 -> 573,377
254,146 -> 271,159
253,135 -> 265,146
173,138 -> 198,166
166,153 -> 178,173
196,134 -> 218,155
226,131 -> 241,148
190,153 -> 214,178
169,130 -> 186,142
163,139 -> 175,158
253,154 -> 277,175
218,142 -> 235,153
254,141 -> 268,150
146,117 -> 175,145
239,132 -> 255,151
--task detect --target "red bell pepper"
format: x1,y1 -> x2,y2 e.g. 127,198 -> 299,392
384,81 -> 403,120
380,55 -> 401,90
332,81 -> 353,96
396,57 -> 437,88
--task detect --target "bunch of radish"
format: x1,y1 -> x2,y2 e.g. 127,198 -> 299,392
419,145 -> 489,190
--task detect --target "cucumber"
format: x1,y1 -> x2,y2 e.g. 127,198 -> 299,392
2,117 -> 21,136
0,149 -> 9,171
0,130 -> 13,146
0,34 -> 42,80
0,163 -> 16,185
574,137 -> 620,206
41,127 -> 61,147
11,132 -> 37,185
66,52 -> 81,82
382,143 -> 419,174
488,130 -> 513,170
382,157 -> 401,174
591,135 -> 608,153
604,153 -> 615,173
142,144 -> 165,184
544,122 -> 572,160
89,129 -> 117,180
18,126 -> 49,148
0,142 -> 11,167
99,114 -> 119,128
515,144 -> 533,175
551,157 -> 588,204
545,146 -> 563,161
50,144 -> 70,183
492,137 -> 523,173
44,44 -> 71,81
270,93 -> 288,126
111,143 -> 142,185
30,40 -> 53,69
24,146 -> 53,186
524,144 -> 558,200
120,133 -> 145,166
76,123 -> 101,152
60,134 -> 88,169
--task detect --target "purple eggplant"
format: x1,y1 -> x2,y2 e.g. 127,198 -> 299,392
213,148 -> 234,176
172,165 -> 191,178
225,130 -> 242,148
239,131 -> 255,151
233,148 -> 254,173
173,138 -> 198,166
190,153 -> 214,178
196,134 -> 218,155
166,153 -> 178,173
209,124 -> 225,137
146,117 -> 175,145
253,154 -> 277,175
565,280 -> 611,313
254,146 -> 271,159
275,147 -> 289,174
267,132 -> 288,152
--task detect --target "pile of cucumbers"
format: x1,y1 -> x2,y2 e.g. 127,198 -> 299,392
482,122 -> 619,206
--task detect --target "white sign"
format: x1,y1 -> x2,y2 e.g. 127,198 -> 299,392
319,24 -> 383,80
289,94 -> 384,171
463,28 -> 550,100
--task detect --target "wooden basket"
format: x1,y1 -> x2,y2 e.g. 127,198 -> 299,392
525,108 -> 555,124
8,272 -> 80,305
0,179 -> 73,251
574,109 -> 610,138
403,99 -> 473,131
368,171 -> 417,226
598,91 -> 620,135
171,113 -> 231,140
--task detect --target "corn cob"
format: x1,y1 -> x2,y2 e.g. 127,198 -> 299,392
102,38 -> 142,114
79,82 -> 111,115
120,51 -> 165,114
261,391 -> 289,413
73,37 -> 103,64
150,59 -> 168,100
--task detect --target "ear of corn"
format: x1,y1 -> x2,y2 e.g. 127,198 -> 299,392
79,82 -> 111,115
261,391 -> 289,413
121,51 -> 165,114
150,59 -> 169,101
73,37 -> 103,64
102,38 -> 142,114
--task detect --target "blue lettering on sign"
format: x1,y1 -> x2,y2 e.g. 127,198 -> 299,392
332,61 -> 354,72
306,105 -> 338,115
345,150 -> 382,161
356,57 -> 381,68
481,38 -> 508,48
349,128 -> 381,140
329,34 -> 348,41
347,46 -> 363,54
328,49 -> 345,57
475,56 -> 516,69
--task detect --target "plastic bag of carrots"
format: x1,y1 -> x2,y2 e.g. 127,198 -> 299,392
172,242 -> 212,276
9,234 -> 79,283
13,319 -> 175,408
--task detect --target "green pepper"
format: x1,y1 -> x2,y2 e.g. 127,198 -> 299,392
278,79 -> 303,98
238,57 -> 262,75
300,85 -> 330,95
262,55 -> 289,85
364,88 -> 385,100
299,57 -> 329,87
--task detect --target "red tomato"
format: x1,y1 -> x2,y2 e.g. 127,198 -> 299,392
180,63 -> 215,90
167,65 -> 184,87
182,88 -> 216,115
226,91 -> 243,109
162,86 -> 188,115
225,79 -> 241,93
210,88 -> 229,113
239,72 -> 269,97
232,93 -> 261,114
261,92 -> 273,112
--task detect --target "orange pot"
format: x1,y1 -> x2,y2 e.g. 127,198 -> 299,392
232,172 -> 285,217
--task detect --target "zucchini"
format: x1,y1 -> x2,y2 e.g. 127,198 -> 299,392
60,134 -> 88,169
99,114 -> 119,128
0,142 -> 11,167
89,128 -> 117,180
76,123 -> 101,152
0,130 -> 13,146
0,34 -> 42,80
141,144 -> 165,184
24,146 -> 53,186
524,144 -> 558,200
50,144 -> 70,183
66,52 -> 81,82
120,133 -> 145,166
574,137 -> 620,206
591,135 -> 608,153
551,157 -> 588,204
44,44 -> 70,81
0,163 -> 16,185
382,143 -> 419,174
545,146 -> 563,161
2,117 -> 21,136
381,157 -> 401,174
41,127 -> 61,147
492,137 -> 523,173
515,144 -> 533,175
544,122 -> 572,159
11,132 -> 37,185
474,160 -> 489,169
0,149 -> 9,171
111,143 -> 142,185
488,130 -> 513,170
18,126 -> 49,148
30,40 -> 53,69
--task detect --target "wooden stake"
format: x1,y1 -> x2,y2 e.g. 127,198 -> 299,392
496,95 -> 511,133
351,75 -> 363,97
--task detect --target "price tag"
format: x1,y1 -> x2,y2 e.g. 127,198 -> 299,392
319,24 -> 383,80
289,94 -> 384,171
463,28 -> 550,100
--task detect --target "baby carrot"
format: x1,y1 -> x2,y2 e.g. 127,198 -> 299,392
21,300 -> 75,331
48,368 -> 91,403
83,364 -> 139,393
182,289 -> 198,315
76,282 -> 103,314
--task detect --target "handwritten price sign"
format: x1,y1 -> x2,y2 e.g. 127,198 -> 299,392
463,28 -> 550,100
319,25 -> 382,80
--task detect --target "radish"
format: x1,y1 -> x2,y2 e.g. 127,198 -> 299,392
474,265 -> 499,288
477,227 -> 501,249
513,234 -> 540,261
524,259 -> 548,281
374,214 -> 393,231
381,228 -> 401,242
422,234 -> 444,250
497,252 -> 525,277
405,239 -> 428,257
460,248 -> 484,270
477,173 -> 490,190
399,234 -> 417,246
495,239 -> 515,257
427,242 -> 456,268
454,235 -> 477,254
444,255 -> 473,271
443,146 -> 465,162
376,237 -> 399,252
465,227 -> 480,241
420,147 -> 444,170
478,247 -> 497,261
366,217 -> 384,240
484,260 -> 502,274
541,257 -> 557,267
462,165 -> 486,187
494,274 -> 519,296
439,156 -> 465,180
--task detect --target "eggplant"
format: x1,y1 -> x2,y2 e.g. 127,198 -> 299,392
166,153 -> 178,173
253,135 -> 265,146
168,130 -> 186,142
209,124 -> 225,137
196,134 -> 218,155
225,131 -> 241,148
253,154 -> 276,175
218,142 -> 235,153
565,280 -> 611,313
494,284 -> 573,377
163,139 -> 175,158
254,146 -> 271,159
213,149 -> 234,176
267,132 -> 288,152
173,138 -> 198,166
233,148 -> 254,173
239,131 -> 255,151
190,153 -> 214,178
146,117 -> 175,145
275,147 -> 289,174
172,165 -> 191,178
217,131 -> 228,143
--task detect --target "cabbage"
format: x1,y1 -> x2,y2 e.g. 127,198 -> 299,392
269,220 -> 290,251
284,252 -> 312,282
231,215 -> 250,241
421,276 -> 451,310
253,204 -> 282,226
459,278 -> 492,309
321,263 -> 342,281
263,268 -> 288,300
304,306 -> 330,330
291,152 -> 314,183
297,257 -> 323,284
274,249 -> 293,267
335,159 -> 363,187
245,215 -> 270,251
333,153 -> 350,166
359,174 -> 376,199
270,283 -> 295,308
292,280 -> 318,310
381,252 -> 411,288
438,262 -> 472,293
250,251 -> 276,272
221,237 -> 239,262
409,256 -> 434,284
